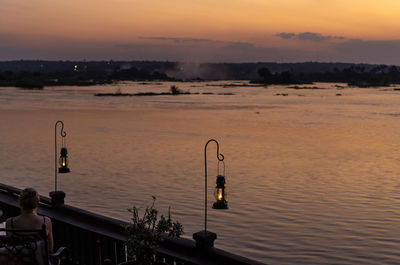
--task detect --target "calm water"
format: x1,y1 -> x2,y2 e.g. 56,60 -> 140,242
0,82 -> 400,264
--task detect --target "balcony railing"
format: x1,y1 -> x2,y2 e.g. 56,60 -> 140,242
0,183 -> 265,265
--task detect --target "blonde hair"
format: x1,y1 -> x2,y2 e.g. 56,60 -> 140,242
19,188 -> 39,210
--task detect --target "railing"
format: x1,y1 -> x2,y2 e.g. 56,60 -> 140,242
0,183 -> 265,265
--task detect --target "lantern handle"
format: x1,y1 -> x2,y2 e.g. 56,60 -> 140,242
217,160 -> 225,176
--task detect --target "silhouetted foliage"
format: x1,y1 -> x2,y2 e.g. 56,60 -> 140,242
255,67 -> 309,85
1,61 -> 400,87
15,77 -> 45,89
125,197 -> 184,265
253,65 -> 400,87
258,68 -> 272,81
0,61 -> 174,88
170,85 -> 182,95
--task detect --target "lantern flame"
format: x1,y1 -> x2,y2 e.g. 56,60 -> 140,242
217,190 -> 223,200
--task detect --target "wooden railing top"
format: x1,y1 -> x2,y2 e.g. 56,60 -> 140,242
0,183 -> 127,241
0,183 -> 265,265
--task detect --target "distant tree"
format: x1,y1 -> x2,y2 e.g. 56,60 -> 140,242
279,71 -> 293,84
258,67 -> 272,83
170,85 -> 182,95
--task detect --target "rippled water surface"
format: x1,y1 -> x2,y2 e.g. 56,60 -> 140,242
1,82 -> 400,264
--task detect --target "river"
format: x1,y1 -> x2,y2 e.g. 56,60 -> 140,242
0,81 -> 399,264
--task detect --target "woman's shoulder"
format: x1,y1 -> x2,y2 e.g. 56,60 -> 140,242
42,215 -> 52,226
5,215 -> 17,225
5,216 -> 12,226
6,215 -> 18,221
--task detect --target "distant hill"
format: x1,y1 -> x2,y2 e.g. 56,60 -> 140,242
0,60 -> 391,80
1,60 -> 399,87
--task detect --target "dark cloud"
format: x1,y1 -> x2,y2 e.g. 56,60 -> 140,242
274,33 -> 296,39
114,38 -> 400,64
222,42 -> 255,50
332,39 -> 400,64
1,33 -> 399,64
298,32 -> 331,41
112,40 -> 311,62
139,37 -> 215,43
275,32 -> 345,42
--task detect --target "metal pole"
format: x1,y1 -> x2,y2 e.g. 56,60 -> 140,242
204,139 -> 224,232
55,121 -> 66,191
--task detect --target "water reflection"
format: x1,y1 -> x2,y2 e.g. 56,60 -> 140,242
0,82 -> 399,264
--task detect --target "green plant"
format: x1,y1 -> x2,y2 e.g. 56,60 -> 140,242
125,197 -> 184,265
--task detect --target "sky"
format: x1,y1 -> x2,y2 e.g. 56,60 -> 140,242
1,0 -> 400,64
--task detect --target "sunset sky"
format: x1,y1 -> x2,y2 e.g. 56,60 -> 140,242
1,0 -> 400,64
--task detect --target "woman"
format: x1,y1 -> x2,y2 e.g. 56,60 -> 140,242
5,187 -> 54,252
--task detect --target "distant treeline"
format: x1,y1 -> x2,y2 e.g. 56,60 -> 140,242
0,62 -> 172,89
1,60 -> 400,88
0,60 -> 395,77
253,65 -> 400,87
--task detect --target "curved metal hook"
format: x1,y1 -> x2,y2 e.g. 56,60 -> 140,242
54,120 -> 66,191
205,139 -> 224,162
204,138 -> 224,232
55,120 -> 67,138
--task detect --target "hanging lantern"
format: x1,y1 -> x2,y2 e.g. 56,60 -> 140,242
213,175 -> 228,209
58,147 -> 70,173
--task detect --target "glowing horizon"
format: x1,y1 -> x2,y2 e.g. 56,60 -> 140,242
1,0 -> 400,64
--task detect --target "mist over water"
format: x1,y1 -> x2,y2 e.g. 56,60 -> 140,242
0,81 -> 399,264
